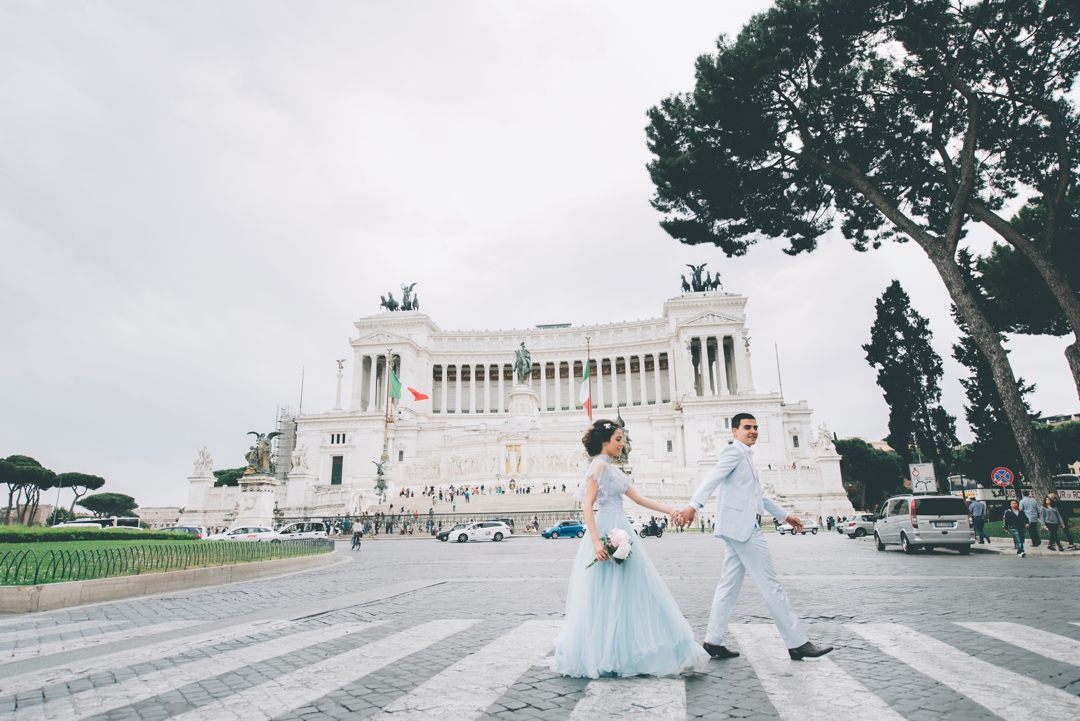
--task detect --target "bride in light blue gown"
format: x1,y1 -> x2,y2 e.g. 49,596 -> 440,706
550,419 -> 710,678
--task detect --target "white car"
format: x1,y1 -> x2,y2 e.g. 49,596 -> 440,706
450,521 -> 511,543
626,517 -> 643,535
777,521 -> 819,535
264,522 -> 328,542
207,526 -> 276,542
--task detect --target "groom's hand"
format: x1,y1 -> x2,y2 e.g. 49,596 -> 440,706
785,514 -> 803,533
679,506 -> 696,526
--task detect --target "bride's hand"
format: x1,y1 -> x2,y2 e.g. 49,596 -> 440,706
592,538 -> 608,562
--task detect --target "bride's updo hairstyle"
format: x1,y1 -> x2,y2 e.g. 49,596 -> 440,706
582,419 -> 620,457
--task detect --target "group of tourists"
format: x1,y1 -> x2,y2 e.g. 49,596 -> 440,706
990,491 -> 1075,556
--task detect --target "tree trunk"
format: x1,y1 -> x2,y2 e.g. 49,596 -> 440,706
923,245 -> 1057,503
968,202 -> 1080,400
69,489 -> 85,515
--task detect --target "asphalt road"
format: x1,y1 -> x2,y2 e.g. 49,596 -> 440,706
1,529 -> 1078,720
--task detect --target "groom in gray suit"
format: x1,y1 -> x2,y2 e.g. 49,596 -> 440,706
677,413 -> 832,660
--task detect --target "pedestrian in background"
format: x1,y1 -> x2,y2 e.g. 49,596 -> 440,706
1048,494 -> 1078,549
1003,500 -> 1027,557
969,497 -> 991,544
1040,497 -> 1066,552
1018,491 -> 1041,546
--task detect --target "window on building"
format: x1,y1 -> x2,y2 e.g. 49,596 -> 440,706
330,433 -> 346,445
398,450 -> 404,461
724,418 -> 730,429
331,456 -> 343,485
666,440 -> 673,453
793,436 -> 800,448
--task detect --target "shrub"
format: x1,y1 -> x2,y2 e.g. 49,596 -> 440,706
0,525 -> 198,543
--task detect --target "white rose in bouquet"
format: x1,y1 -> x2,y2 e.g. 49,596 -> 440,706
613,543 -> 632,560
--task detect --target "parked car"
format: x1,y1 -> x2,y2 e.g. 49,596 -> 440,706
53,521 -> 103,529
626,517 -> 643,535
542,520 -> 586,539
835,516 -> 852,534
206,526 -> 276,542
450,521 -> 511,543
842,514 -> 877,538
436,523 -> 469,542
162,525 -> 207,538
778,521 -> 818,535
57,516 -> 145,529
874,495 -> 974,554
485,518 -> 515,533
264,522 -> 327,542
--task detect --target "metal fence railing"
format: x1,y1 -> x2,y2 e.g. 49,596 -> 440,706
0,538 -> 334,586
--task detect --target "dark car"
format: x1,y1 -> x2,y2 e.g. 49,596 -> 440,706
542,520 -> 585,539
436,523 -> 469,542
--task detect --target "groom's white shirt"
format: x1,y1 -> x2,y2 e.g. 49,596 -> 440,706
690,439 -> 789,542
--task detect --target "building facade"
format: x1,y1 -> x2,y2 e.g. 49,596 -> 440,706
182,292 -> 853,527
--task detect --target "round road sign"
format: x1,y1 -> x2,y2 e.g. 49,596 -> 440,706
991,467 -> 1014,487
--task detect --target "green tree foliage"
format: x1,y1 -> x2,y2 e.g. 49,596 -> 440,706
1042,421 -> 1080,475
975,186 -> 1080,336
78,492 -> 138,518
864,281 -> 958,489
2,455 -> 57,525
952,305 -> 1036,486
646,0 -> 1078,501
213,468 -> 247,487
834,438 -> 906,511
57,472 -> 106,515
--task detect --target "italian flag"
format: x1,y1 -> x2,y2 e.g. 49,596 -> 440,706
579,361 -> 592,419
389,369 -> 429,401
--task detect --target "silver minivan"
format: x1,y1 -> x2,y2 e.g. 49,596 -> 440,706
874,495 -> 975,554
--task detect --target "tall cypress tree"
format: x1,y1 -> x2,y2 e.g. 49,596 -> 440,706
864,281 -> 958,491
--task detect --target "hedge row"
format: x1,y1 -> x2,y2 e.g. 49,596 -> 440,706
0,526 -> 199,543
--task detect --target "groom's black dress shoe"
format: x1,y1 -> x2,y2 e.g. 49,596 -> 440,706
788,641 -> 833,660
703,642 -> 740,659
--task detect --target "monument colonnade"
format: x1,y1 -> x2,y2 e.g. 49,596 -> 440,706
346,334 -> 750,416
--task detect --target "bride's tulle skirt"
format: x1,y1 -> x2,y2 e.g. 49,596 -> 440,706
550,511 -> 710,678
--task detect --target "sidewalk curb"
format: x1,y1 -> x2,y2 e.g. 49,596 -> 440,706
0,550 -> 338,614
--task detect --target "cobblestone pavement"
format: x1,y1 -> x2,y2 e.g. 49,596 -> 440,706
1,530 -> 1079,720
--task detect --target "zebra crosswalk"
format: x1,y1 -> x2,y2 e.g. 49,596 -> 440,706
2,616 -> 1080,720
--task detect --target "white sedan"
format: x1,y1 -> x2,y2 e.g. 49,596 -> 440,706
262,522 -> 328,542
449,522 -> 511,543
777,521 -> 819,536
207,526 -> 276,541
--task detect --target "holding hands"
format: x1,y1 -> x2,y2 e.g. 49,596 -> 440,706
672,506 -> 696,527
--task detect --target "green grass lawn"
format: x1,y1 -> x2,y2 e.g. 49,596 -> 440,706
0,539 -> 199,554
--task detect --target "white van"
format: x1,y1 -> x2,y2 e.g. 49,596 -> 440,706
874,495 -> 975,554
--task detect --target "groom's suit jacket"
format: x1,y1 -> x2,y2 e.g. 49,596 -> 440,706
689,441 -> 789,542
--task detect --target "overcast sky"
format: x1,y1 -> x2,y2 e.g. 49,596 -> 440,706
1,1 -> 1075,509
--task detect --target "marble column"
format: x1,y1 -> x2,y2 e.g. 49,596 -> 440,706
733,333 -> 747,394
718,337 -> 730,395
635,354 -> 643,405
652,353 -> 662,405
453,363 -> 462,414
539,362 -> 548,411
367,355 -> 379,411
440,363 -> 448,413
597,358 -> 606,409
610,358 -> 620,408
497,363 -> 505,413
623,356 -> 634,406
483,364 -> 491,413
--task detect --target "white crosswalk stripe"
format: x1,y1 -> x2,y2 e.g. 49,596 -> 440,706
168,619 -> 479,721
14,621 -> 380,721
371,619 -> 561,720
959,622 -> 1080,667
0,619 -> 294,696
730,624 -> 903,721
568,677 -> 685,720
0,620 -> 204,665
0,619 -> 123,644
852,623 -> 1080,720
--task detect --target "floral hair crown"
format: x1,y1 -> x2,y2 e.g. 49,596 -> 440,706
603,422 -> 614,429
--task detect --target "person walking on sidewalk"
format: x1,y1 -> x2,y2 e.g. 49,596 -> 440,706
1004,501 -> 1027,557
969,498 -> 991,544
1019,491 -> 1041,546
1049,494 -> 1078,549
1040,497 -> 1066,552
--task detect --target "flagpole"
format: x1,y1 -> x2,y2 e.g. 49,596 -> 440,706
585,336 -> 592,421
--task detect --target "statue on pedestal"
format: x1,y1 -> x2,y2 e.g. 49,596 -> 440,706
244,431 -> 280,476
192,447 -> 213,477
514,342 -> 532,386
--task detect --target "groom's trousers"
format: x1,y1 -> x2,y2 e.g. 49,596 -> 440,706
706,527 -> 809,649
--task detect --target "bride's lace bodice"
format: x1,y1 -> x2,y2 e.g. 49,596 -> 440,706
577,454 -> 630,512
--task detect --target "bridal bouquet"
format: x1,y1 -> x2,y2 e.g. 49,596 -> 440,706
586,528 -> 633,568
